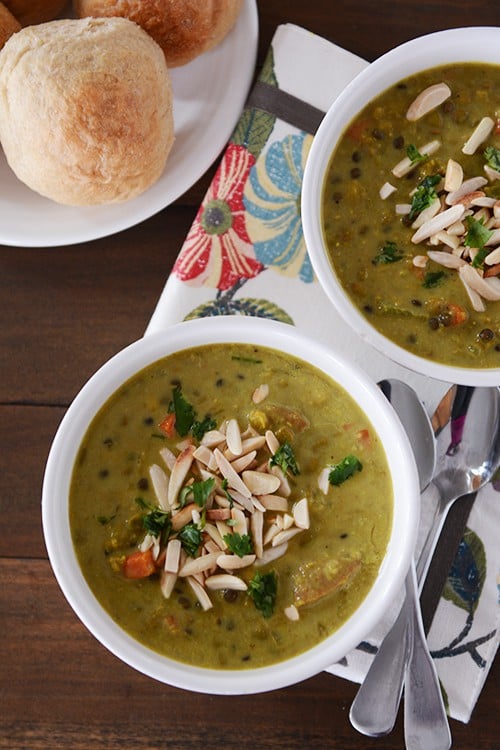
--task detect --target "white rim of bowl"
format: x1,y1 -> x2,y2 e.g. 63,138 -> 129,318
302,26 -> 500,387
42,316 -> 420,694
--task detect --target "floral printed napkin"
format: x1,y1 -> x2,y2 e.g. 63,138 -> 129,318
146,24 -> 499,722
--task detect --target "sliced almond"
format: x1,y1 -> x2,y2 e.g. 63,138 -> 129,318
379,181 -> 397,199
206,507 -> 231,521
148,463 -> 170,510
179,551 -> 220,577
217,553 -> 256,570
459,264 -> 500,301
426,250 -> 466,269
205,574 -> 247,591
203,522 -> 227,551
485,247 -> 500,265
200,429 -> 227,447
293,498 -> 310,529
254,542 -> 288,566
284,604 -> 300,621
265,429 -> 280,455
168,444 -> 196,507
251,510 -> 264,558
230,507 -> 248,536
165,539 -> 182,574
230,450 -> 257,474
406,82 -> 451,121
171,503 -> 197,531
242,470 -> 281,495
444,158 -> 463,192
159,446 -> 176,471
268,465 -> 291,497
252,384 -> 269,404
462,116 -> 495,155
160,570 -> 177,599
411,204 -> 465,244
214,448 -> 252,498
226,418 -> 242,456
186,577 -> 213,611
411,197 -> 441,228
272,527 -> 303,546
257,494 -> 289,512
318,467 -> 330,495
392,140 -> 440,178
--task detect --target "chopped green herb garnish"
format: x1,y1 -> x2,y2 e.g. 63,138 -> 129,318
464,216 -> 494,266
192,415 -> 217,441
408,174 -> 441,221
423,270 -> 446,288
135,498 -> 172,542
372,241 -> 404,265
97,513 -> 116,525
171,385 -> 195,437
248,571 -> 277,618
269,441 -> 300,476
406,143 -> 426,165
178,523 -> 202,557
484,145 -> 500,171
178,477 -> 215,509
328,455 -> 363,486
223,532 -> 253,558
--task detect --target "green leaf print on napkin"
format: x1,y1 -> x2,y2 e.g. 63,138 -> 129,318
185,289 -> 294,324
231,47 -> 278,159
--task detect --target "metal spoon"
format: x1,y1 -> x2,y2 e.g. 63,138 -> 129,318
350,385 -> 500,744
352,379 -> 450,749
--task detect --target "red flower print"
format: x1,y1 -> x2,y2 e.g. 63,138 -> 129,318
174,144 -> 263,290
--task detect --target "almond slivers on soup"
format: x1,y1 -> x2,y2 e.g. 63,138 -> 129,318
69,344 -> 393,669
322,63 -> 500,369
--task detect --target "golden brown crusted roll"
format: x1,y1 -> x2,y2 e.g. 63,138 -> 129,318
3,0 -> 68,25
74,0 -> 244,67
0,2 -> 21,49
0,17 -> 174,206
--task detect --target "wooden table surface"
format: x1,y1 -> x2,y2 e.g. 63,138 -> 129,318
1,1 -> 498,748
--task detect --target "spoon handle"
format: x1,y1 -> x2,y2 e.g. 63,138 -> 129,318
349,485 -> 448,736
404,563 -> 451,750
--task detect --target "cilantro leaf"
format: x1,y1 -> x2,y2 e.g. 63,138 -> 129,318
135,497 -> 172,542
484,145 -> 500,171
223,532 -> 253,558
178,523 -> 202,557
464,215 -> 494,254
372,241 -> 404,265
406,143 -> 426,165
178,478 -> 215,509
192,415 -> 217,441
423,270 -> 446,288
269,441 -> 300,476
248,571 -> 277,618
328,455 -> 363,486
408,174 -> 441,221
171,385 -> 195,437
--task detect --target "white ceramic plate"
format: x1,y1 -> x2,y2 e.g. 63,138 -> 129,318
0,1 -> 258,248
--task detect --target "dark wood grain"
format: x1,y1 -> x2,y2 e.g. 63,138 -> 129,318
1,2 -> 499,748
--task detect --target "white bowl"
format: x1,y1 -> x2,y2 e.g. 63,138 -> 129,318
302,27 -> 500,387
42,316 -> 419,694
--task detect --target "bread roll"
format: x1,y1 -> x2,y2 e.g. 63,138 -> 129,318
74,0 -> 244,67
0,17 -> 174,206
3,0 -> 68,25
0,2 -> 20,49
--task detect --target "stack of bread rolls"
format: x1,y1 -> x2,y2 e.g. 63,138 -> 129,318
0,0 -> 244,206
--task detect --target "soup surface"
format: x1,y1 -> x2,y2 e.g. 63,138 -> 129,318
70,344 -> 393,669
322,63 -> 500,369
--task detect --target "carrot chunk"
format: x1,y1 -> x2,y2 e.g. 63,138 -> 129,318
159,412 -> 176,437
123,549 -> 156,579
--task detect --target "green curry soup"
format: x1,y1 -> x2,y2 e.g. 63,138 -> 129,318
322,63 -> 500,369
69,344 -> 393,670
